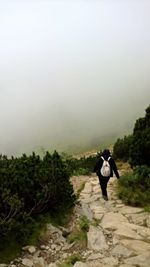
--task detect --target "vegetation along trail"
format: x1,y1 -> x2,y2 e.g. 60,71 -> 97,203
5,170 -> 150,267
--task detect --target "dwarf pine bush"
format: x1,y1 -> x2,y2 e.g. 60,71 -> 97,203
117,165 -> 150,207
0,151 -> 76,240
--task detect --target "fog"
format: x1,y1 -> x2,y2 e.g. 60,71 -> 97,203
0,0 -> 150,155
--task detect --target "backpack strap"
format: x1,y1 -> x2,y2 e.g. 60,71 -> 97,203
101,156 -> 111,161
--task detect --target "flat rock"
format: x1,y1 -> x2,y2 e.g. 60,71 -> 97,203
136,226 -> 150,241
22,259 -> 33,267
128,213 -> 148,226
90,205 -> 105,214
87,225 -> 108,251
93,212 -> 104,220
111,244 -> 134,258
101,212 -> 128,230
22,246 -> 36,254
79,196 -> 92,204
120,239 -> 150,254
119,265 -> 135,267
87,262 -> 115,267
89,203 -> 105,219
87,253 -> 103,261
73,262 -> 87,267
119,206 -> 143,215
101,256 -> 119,266
88,195 -> 100,203
90,180 -> 99,186
114,223 -> 143,240
33,257 -> 46,267
81,182 -> 92,194
108,200 -> 116,205
89,201 -> 104,210
81,203 -> 93,221
92,189 -> 101,195
116,222 -> 150,241
124,252 -> 150,267
116,204 -> 125,208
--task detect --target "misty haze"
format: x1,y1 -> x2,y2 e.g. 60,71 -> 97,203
0,0 -> 150,156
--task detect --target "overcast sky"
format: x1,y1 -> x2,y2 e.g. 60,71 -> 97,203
0,0 -> 150,155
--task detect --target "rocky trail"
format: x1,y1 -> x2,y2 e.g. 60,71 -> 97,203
2,174 -> 150,267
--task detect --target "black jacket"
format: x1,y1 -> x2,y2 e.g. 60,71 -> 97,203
94,154 -> 119,178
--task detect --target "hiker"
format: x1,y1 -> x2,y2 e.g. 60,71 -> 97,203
94,149 -> 119,200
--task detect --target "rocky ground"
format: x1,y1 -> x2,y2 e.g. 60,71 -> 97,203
1,174 -> 150,267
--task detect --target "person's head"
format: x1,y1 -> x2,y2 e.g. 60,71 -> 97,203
101,149 -> 111,157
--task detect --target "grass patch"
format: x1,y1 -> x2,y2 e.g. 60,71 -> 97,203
91,218 -> 101,227
76,181 -> 86,198
116,161 -> 131,171
79,215 -> 90,232
67,216 -> 89,247
73,168 -> 91,176
144,205 -> 150,213
58,254 -> 83,267
67,225 -> 86,244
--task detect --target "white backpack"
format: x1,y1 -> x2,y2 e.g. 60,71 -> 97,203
100,156 -> 111,177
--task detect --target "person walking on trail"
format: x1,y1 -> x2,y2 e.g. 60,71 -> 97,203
94,149 -> 119,201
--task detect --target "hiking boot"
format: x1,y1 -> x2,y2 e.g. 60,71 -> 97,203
103,195 -> 108,201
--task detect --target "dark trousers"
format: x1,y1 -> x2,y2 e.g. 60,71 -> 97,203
98,176 -> 110,197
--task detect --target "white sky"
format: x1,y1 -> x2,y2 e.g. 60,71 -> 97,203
0,0 -> 150,155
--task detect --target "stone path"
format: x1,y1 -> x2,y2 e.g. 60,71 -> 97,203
2,174 -> 150,267
76,175 -> 150,267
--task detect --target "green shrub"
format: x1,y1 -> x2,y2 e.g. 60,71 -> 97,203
130,106 -> 150,167
65,154 -> 99,176
117,165 -> 150,207
113,135 -> 133,162
0,151 -> 76,241
113,105 -> 150,167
